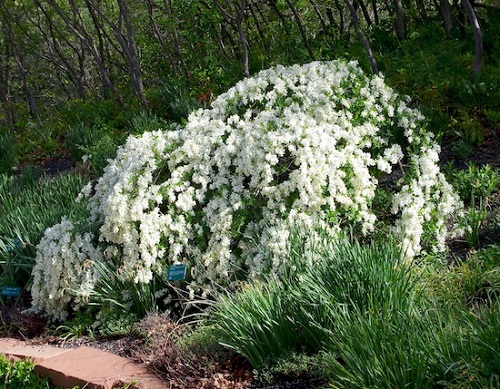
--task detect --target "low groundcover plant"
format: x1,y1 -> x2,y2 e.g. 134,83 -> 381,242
31,60 -> 462,321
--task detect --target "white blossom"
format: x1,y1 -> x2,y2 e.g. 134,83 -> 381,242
32,60 -> 462,320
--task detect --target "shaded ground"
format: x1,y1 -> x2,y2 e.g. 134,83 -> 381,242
0,304 -> 320,388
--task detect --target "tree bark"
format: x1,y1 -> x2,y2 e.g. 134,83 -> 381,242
117,0 -> 147,106
344,0 -> 379,74
164,0 -> 191,80
0,43 -> 15,130
357,0 -> 373,26
268,0 -> 291,35
236,0 -> 250,77
0,3 -> 41,125
33,0 -> 87,98
394,0 -> 406,40
85,0 -> 147,106
371,0 -> 380,24
439,0 -> 454,38
45,0 -> 116,97
285,0 -> 316,61
414,0 -> 428,20
309,0 -> 329,32
334,0 -> 346,36
142,0 -> 178,75
461,0 -> 483,77
213,0 -> 250,78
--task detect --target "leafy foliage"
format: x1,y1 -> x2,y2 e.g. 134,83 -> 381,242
448,163 -> 500,204
0,170 -> 86,289
0,133 -> 16,174
0,355 -> 56,389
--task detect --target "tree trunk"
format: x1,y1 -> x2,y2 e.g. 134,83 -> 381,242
394,0 -> 406,40
285,0 -> 316,61
334,0 -> 346,36
34,0 -> 87,99
371,0 -> 380,24
46,0 -> 117,97
248,1 -> 266,42
117,0 -> 147,106
142,0 -> 178,75
268,0 -> 291,35
0,4 -> 41,125
439,0 -> 454,38
309,0 -> 329,32
85,0 -> 147,105
15,51 -> 41,124
0,44 -> 15,130
164,0 -> 191,80
344,0 -> 379,74
213,0 -> 250,78
236,0 -> 250,77
357,0 -> 373,26
414,0 -> 428,20
461,0 -> 483,77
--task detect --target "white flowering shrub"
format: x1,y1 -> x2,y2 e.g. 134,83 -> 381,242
31,218 -> 101,321
31,60 -> 462,320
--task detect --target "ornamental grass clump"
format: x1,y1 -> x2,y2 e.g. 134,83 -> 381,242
31,60 -> 462,321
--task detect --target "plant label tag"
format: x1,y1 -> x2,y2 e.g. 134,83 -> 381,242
168,264 -> 187,281
1,287 -> 21,297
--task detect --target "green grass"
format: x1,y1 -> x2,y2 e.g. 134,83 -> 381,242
209,227 -> 500,387
0,169 -> 86,289
212,229 -> 420,367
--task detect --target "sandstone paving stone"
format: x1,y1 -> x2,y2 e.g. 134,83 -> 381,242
1,339 -> 167,388
34,345 -> 167,389
0,338 -> 71,363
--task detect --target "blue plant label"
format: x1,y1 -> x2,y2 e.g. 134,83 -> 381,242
1,287 -> 21,297
6,239 -> 23,253
168,264 -> 187,281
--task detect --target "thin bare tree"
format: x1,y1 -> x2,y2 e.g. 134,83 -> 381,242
285,0 -> 316,61
0,3 -> 41,125
461,0 -> 483,77
45,0 -> 117,97
344,0 -> 379,74
213,0 -> 250,78
85,0 -> 147,106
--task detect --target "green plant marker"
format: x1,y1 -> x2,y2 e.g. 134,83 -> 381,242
1,286 -> 21,297
168,264 -> 187,281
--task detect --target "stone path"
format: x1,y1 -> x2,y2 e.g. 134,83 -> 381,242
0,338 -> 167,388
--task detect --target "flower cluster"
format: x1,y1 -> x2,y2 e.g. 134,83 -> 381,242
30,218 -> 101,321
31,60 -> 462,320
392,144 -> 462,258
86,129 -> 181,283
